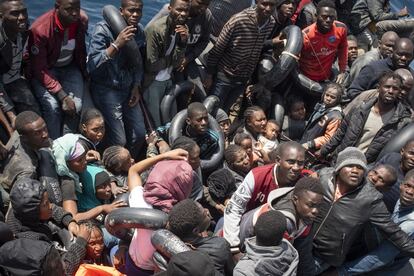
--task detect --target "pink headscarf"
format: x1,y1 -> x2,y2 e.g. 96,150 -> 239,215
143,160 -> 193,213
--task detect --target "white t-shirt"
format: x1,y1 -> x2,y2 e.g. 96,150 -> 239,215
128,186 -> 156,271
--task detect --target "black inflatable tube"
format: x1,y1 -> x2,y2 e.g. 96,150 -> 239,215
151,229 -> 191,259
160,81 -> 207,125
114,192 -> 129,206
104,208 -> 168,240
268,25 -> 303,88
376,122 -> 414,161
153,251 -> 168,271
102,5 -> 142,69
294,71 -> 325,97
168,110 -> 225,172
273,99 -> 285,128
203,95 -> 221,116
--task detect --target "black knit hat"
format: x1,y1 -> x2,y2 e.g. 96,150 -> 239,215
95,170 -> 111,187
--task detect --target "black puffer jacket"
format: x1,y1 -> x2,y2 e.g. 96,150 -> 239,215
349,0 -> 398,34
311,167 -> 414,268
320,97 -> 411,163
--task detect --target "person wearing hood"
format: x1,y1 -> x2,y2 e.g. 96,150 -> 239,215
126,148 -> 192,275
300,83 -> 343,153
52,133 -> 126,222
5,177 -> 91,276
234,210 -> 299,276
0,238 -> 65,276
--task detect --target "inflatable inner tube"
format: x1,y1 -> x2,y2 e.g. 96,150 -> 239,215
265,25 -> 303,89
103,5 -> 142,69
151,229 -> 191,259
376,122 -> 414,161
203,95 -> 221,116
294,71 -> 325,97
104,208 -> 168,241
114,192 -> 129,206
160,81 -> 206,125
168,110 -> 225,172
153,251 -> 168,272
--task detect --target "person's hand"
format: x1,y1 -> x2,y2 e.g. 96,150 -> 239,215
0,143 -> 7,160
68,221 -> 80,237
177,57 -> 189,72
335,72 -> 346,85
61,96 -> 76,117
163,148 -> 189,161
215,203 -> 225,214
204,74 -> 213,91
86,150 -> 100,162
129,86 -> 141,107
272,33 -> 285,48
302,143 -> 309,150
103,200 -> 128,214
77,223 -> 92,242
175,24 -> 189,44
113,246 -> 128,270
146,131 -> 158,145
6,111 -> 16,129
114,25 -> 137,49
398,6 -> 409,17
112,185 -> 128,196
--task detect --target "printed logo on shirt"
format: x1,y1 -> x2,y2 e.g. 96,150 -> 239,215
194,24 -> 202,33
328,35 -> 336,43
31,45 -> 39,55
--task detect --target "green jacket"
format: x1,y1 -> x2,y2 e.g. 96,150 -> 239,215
143,15 -> 187,88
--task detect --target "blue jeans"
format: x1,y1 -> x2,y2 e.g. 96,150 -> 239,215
31,64 -> 84,139
90,83 -> 146,158
211,73 -> 246,113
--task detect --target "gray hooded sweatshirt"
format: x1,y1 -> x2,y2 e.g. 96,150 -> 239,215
233,237 -> 299,276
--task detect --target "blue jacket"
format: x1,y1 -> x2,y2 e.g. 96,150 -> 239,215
87,20 -> 145,91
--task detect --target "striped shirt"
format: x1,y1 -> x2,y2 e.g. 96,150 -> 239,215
207,7 -> 275,81
209,0 -> 252,37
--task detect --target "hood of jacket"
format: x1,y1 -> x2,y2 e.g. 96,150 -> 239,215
144,160 -> 193,213
10,177 -> 45,227
244,237 -> 299,276
0,238 -> 54,276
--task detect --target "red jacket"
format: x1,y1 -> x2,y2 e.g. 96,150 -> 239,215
299,21 -> 348,82
27,9 -> 88,93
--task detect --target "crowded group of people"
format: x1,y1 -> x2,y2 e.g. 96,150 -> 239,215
0,0 -> 414,275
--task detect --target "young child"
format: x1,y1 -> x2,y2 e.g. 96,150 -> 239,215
300,83 -> 343,152
234,132 -> 270,166
282,95 -> 306,141
258,119 -> 281,153
233,210 -> 299,276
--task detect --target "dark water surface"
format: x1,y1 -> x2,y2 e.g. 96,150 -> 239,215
26,0 -> 168,29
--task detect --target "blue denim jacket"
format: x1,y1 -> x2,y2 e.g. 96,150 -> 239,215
87,20 -> 145,91
339,200 -> 414,275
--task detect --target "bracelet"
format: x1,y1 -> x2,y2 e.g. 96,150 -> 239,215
111,42 -> 119,52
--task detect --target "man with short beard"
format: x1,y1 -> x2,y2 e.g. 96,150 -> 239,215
321,72 -> 412,163
311,147 -> 414,275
